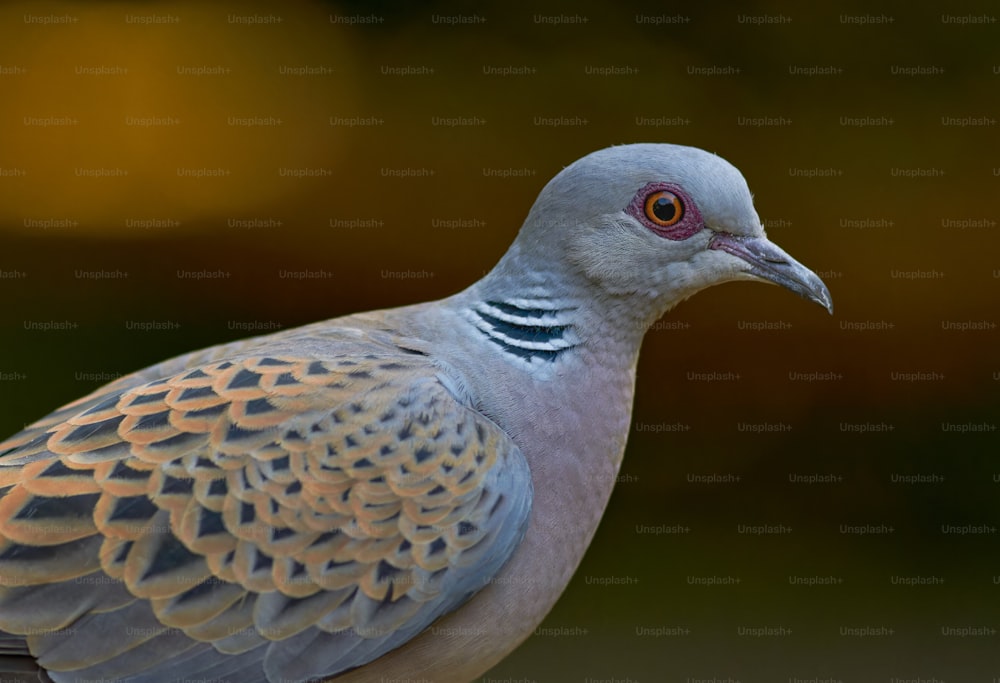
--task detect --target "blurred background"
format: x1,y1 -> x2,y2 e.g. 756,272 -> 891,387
1,1 -> 998,680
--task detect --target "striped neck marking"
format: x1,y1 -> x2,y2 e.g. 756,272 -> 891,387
470,300 -> 577,363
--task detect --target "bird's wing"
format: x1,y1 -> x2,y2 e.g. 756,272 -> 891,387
0,352 -> 532,683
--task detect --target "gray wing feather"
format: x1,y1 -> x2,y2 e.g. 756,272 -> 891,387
0,327 -> 533,683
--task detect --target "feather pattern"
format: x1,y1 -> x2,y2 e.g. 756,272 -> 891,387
0,345 -> 532,683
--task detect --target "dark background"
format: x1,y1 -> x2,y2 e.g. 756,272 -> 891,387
1,1 -> 998,681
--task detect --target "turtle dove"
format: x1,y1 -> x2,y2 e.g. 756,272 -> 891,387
0,143 -> 831,682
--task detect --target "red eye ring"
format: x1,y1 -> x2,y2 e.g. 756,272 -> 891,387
644,190 -> 684,227
627,182 -> 702,240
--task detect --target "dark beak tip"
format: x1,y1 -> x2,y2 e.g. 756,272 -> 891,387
806,280 -> 833,315
810,282 -> 834,315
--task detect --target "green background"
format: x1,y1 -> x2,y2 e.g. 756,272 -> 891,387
1,1 -> 998,680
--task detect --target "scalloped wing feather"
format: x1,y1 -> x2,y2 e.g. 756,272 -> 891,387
0,352 -> 532,683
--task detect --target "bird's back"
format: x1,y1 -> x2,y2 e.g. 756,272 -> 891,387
0,307 -> 533,682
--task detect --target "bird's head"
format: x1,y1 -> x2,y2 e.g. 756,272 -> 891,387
518,143 -> 832,317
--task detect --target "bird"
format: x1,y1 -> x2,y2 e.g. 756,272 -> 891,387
0,143 -> 831,683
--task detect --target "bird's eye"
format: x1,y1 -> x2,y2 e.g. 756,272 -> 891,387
644,190 -> 683,227
627,182 -> 700,240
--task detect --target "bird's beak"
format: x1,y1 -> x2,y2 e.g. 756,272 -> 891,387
709,232 -> 833,314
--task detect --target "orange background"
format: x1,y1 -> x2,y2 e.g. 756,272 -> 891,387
1,1 -> 998,680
